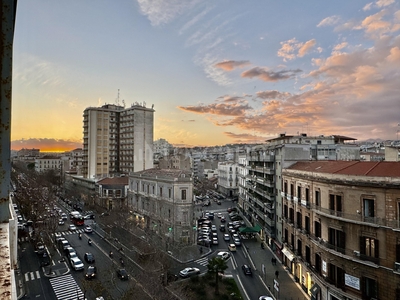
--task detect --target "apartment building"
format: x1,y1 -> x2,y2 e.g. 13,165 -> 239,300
82,103 -> 154,179
34,155 -> 67,173
153,138 -> 173,157
241,134 -> 360,253
128,168 -> 194,246
217,161 -> 239,198
281,161 -> 400,300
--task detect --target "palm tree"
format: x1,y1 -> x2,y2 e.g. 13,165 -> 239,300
207,257 -> 228,295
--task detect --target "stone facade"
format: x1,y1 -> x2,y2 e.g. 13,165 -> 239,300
281,161 -> 400,300
128,168 -> 194,246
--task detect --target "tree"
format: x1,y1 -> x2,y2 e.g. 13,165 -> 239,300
207,257 -> 228,295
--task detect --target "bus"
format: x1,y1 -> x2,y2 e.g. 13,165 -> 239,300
71,215 -> 84,226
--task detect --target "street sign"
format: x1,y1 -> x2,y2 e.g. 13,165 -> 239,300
274,279 -> 279,292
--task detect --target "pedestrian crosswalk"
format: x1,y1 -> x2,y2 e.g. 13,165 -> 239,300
24,270 -> 41,282
194,256 -> 210,266
52,229 -> 85,237
49,274 -> 84,300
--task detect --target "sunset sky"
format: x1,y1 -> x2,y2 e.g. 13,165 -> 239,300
12,0 -> 400,152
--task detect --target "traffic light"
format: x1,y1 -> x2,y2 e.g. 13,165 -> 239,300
168,227 -> 172,232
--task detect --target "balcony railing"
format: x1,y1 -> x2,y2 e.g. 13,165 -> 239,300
310,204 -> 397,228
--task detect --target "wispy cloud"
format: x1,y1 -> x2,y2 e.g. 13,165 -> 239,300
278,38 -> 317,61
137,0 -> 201,26
317,15 -> 341,27
241,67 -> 302,82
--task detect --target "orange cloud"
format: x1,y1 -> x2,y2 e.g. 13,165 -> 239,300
214,60 -> 251,71
11,138 -> 82,152
178,101 -> 251,116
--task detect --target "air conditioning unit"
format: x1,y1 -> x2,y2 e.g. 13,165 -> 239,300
394,262 -> 400,272
353,250 -> 361,257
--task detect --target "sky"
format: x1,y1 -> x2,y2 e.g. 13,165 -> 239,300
11,0 -> 400,151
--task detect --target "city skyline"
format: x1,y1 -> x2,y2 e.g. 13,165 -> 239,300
11,0 -> 400,151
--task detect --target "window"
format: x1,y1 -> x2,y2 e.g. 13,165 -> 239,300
284,181 -> 288,194
305,216 -> 310,233
305,188 -> 309,205
297,186 -> 302,200
363,198 -> 375,218
362,277 -> 378,300
296,211 -> 302,229
314,221 -> 321,238
181,189 -> 186,200
283,205 -> 288,219
160,187 -> 162,197
328,264 -> 345,289
169,189 -> 171,198
315,190 -> 320,206
328,228 -> 346,253
360,236 -> 379,263
297,239 -> 302,257
290,183 -> 294,196
329,194 -> 342,215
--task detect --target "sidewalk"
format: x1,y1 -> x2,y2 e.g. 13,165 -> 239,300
245,238 -> 309,300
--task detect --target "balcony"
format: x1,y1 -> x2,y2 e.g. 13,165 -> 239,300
311,204 -> 390,228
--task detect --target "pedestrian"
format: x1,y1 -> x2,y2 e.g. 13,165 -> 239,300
275,270 -> 279,278
271,257 -> 274,265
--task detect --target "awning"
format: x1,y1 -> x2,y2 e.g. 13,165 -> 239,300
281,247 -> 295,261
239,225 -> 262,233
311,283 -> 321,296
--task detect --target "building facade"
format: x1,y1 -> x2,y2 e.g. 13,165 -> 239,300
82,103 -> 154,180
128,168 -> 194,246
96,176 -> 129,209
240,134 -> 360,254
281,161 -> 400,300
217,161 -> 239,198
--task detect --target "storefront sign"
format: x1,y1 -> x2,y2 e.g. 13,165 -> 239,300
345,274 -> 360,290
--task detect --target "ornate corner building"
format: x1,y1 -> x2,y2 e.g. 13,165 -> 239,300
281,161 -> 400,300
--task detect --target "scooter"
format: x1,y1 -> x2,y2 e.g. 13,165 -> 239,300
79,233 -> 82,240
261,243 -> 264,249
109,251 -> 113,258
88,239 -> 92,245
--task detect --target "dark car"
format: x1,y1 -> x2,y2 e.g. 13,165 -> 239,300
84,252 -> 95,263
219,224 -> 226,232
85,266 -> 97,279
39,250 -> 51,266
117,268 -> 129,280
242,264 -> 252,276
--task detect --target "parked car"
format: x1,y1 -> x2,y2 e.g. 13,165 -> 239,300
223,234 -> 230,241
242,264 -> 252,276
220,216 -> 226,223
212,237 -> 219,245
70,257 -> 84,271
85,266 -> 97,279
117,268 -> 129,280
58,219 -> 65,225
179,267 -> 200,278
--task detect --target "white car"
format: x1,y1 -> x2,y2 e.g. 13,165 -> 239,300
216,251 -> 230,260
259,297 -> 273,300
212,237 -> 219,245
70,257 -> 84,271
69,224 -> 77,231
84,225 -> 93,233
179,267 -> 200,278
223,234 -> 230,241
